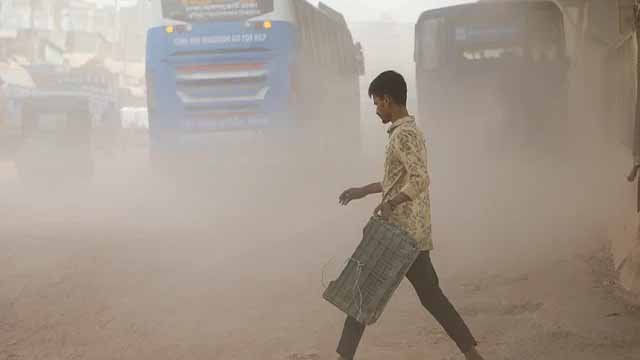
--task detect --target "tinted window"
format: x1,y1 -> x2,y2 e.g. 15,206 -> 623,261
417,18 -> 444,70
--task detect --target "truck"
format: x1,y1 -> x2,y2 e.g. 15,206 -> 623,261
0,29 -> 120,186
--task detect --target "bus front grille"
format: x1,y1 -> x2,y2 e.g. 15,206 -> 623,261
175,62 -> 270,111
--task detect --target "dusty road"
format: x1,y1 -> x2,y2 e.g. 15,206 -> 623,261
1,134 -> 640,360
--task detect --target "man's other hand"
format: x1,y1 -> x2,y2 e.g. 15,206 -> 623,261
339,187 -> 367,205
373,202 -> 394,220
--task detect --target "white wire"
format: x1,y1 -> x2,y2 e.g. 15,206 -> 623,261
347,257 -> 365,322
321,256 -> 366,322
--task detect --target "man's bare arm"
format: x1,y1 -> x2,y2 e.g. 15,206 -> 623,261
339,182 -> 383,205
361,182 -> 383,195
388,192 -> 411,208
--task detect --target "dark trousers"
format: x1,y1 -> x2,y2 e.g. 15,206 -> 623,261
336,251 -> 477,359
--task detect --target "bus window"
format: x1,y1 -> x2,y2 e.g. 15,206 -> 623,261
329,27 -> 341,71
451,16 -> 525,63
526,10 -> 563,62
417,18 -> 444,70
316,14 -> 329,67
293,0 -> 315,65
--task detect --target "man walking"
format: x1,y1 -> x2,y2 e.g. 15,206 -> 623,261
337,71 -> 485,360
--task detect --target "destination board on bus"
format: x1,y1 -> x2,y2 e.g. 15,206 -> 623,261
162,0 -> 274,21
455,25 -> 520,43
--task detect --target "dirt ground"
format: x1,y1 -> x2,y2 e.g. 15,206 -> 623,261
1,130 -> 640,360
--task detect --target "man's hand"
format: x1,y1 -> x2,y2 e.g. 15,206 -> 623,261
374,192 -> 411,220
339,187 -> 367,205
373,201 -> 394,220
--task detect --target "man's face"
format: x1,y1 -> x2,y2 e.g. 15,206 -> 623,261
373,95 -> 392,124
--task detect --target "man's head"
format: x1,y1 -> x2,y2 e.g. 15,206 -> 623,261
368,70 -> 408,124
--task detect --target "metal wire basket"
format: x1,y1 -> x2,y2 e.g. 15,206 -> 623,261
322,216 -> 421,325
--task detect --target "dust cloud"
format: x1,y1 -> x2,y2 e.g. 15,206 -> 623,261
1,11 -> 639,360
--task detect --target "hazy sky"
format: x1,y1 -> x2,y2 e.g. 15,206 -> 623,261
312,0 -> 474,23
93,0 -> 475,24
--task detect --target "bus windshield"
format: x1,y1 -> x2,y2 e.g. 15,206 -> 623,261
453,12 -> 562,62
416,3 -> 564,67
161,0 -> 275,22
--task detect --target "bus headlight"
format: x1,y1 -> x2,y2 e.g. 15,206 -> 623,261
166,24 -> 191,34
250,21 -> 273,30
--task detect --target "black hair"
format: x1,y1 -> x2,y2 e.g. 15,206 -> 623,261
368,70 -> 407,106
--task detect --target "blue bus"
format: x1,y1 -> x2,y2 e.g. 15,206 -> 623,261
146,0 -> 364,173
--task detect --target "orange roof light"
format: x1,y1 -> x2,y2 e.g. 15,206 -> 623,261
263,21 -> 272,29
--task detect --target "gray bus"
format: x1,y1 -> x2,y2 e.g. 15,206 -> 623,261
414,1 -> 569,153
